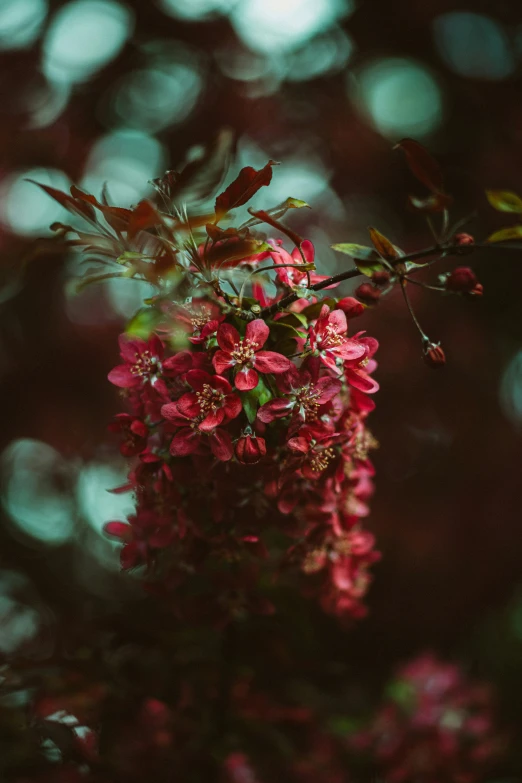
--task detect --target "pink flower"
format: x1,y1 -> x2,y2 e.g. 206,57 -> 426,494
161,400 -> 233,461
104,510 -> 176,569
108,335 -> 192,398
309,306 -> 366,375
108,413 -> 148,456
257,365 -> 341,426
175,370 -> 242,431
269,239 -> 336,289
213,319 -> 291,391
344,334 -> 380,394
108,334 -> 165,390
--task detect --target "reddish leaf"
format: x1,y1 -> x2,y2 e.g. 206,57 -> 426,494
395,139 -> 444,193
206,237 -> 270,269
247,208 -> 303,250
215,161 -> 278,220
29,181 -> 97,222
206,224 -> 249,242
128,200 -> 161,239
368,227 -> 400,261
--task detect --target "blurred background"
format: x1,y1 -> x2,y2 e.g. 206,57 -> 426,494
2,0 -> 522,775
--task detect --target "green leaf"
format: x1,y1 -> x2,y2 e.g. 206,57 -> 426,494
486,190 -> 522,213
487,225 -> 522,242
239,377 -> 272,423
331,243 -> 383,277
126,307 -> 162,339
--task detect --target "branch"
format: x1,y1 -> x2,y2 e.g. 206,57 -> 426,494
258,241 -> 522,319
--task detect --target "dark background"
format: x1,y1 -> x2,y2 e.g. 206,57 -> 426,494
2,0 -> 522,773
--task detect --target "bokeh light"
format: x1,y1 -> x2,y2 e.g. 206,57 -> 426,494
0,168 -> 70,237
433,12 -> 515,81
1,439 -> 76,544
231,0 -> 353,54
157,0 -> 235,22
111,58 -> 203,132
0,0 -> 48,51
500,348 -> 522,427
42,0 -> 133,84
76,462 -> 135,534
81,129 -> 167,205
353,57 -> 444,139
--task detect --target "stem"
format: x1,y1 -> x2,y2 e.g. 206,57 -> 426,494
400,279 -> 429,343
259,245 -> 444,318
258,240 -> 522,319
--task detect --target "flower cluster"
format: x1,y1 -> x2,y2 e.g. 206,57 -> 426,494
105,285 -> 380,620
349,653 -> 507,782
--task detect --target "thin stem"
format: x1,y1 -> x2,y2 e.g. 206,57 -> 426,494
400,279 -> 429,343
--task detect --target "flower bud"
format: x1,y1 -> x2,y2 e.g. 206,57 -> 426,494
355,283 -> 381,306
235,434 -> 267,464
445,266 -> 478,293
371,269 -> 391,287
452,233 -> 474,255
423,342 -> 446,369
335,296 -> 364,318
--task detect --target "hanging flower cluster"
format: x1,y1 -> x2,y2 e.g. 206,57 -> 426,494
104,292 -> 380,621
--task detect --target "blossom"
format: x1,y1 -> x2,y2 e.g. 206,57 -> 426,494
108,334 -> 166,390
257,365 -> 341,426
309,306 -> 366,375
161,399 -> 234,461
175,370 -> 242,431
344,334 -> 380,394
213,319 -> 291,391
104,510 -> 176,569
108,413 -> 148,456
108,334 -> 192,397
268,238 -> 335,289
235,433 -> 267,464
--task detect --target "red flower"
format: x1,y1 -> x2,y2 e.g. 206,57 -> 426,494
257,365 -> 341,426
104,510 -> 176,569
235,433 -> 267,464
175,370 -> 242,432
309,306 -> 366,375
268,239 -> 336,289
108,334 -> 191,397
167,297 -> 224,344
108,413 -> 148,456
344,334 -> 380,394
161,400 -> 233,461
108,334 -> 165,390
213,319 -> 291,391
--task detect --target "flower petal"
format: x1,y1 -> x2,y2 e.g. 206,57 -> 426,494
108,364 -> 140,388
254,351 -> 291,374
186,369 -> 212,390
235,367 -> 259,391
170,428 -> 200,456
345,368 -> 379,394
217,323 -> 240,352
223,394 -> 242,420
245,318 -> 269,348
163,351 -> 192,375
315,377 -> 342,404
104,521 -> 132,541
257,398 -> 293,423
213,350 -> 234,375
199,408 -> 225,432
176,393 -> 201,418
210,429 -> 233,461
